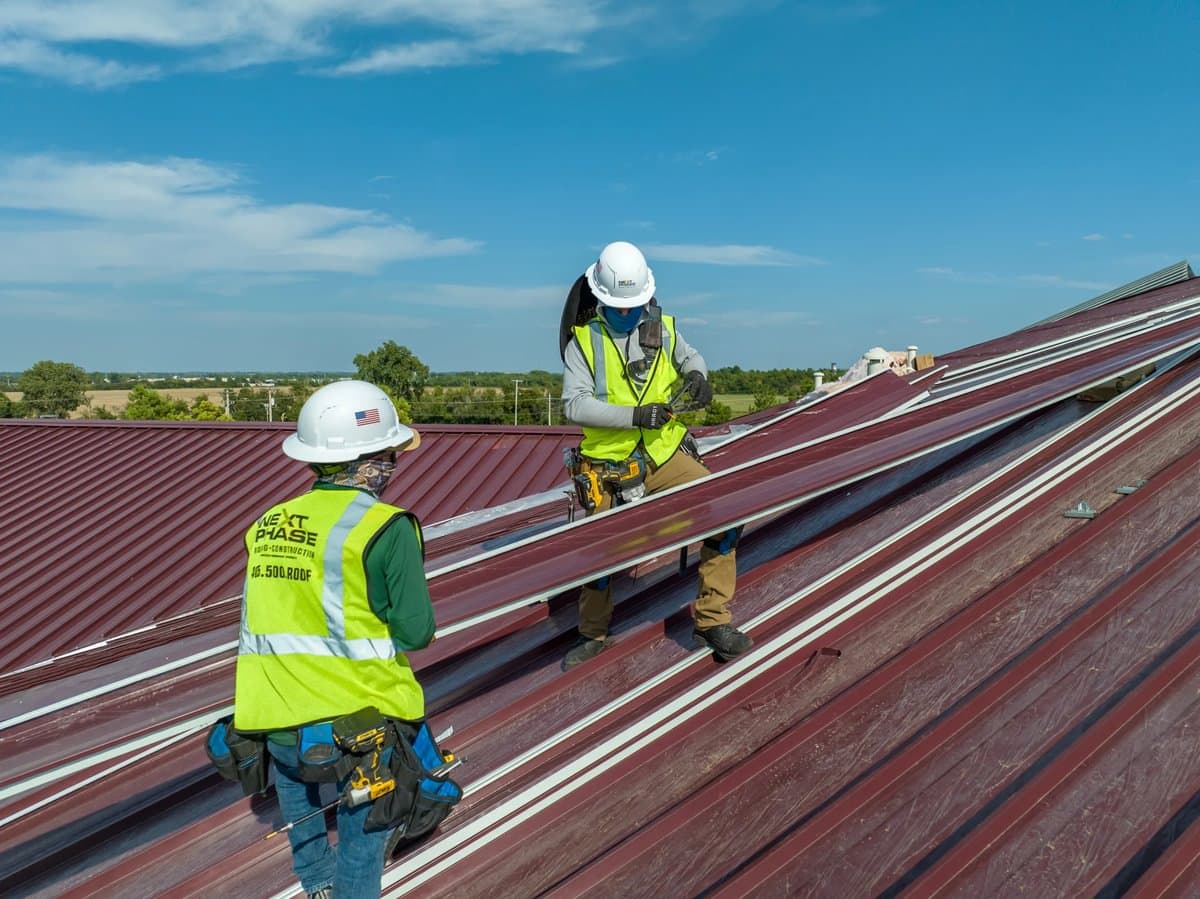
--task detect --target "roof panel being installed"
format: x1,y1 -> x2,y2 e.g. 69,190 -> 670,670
3,273 -> 1200,896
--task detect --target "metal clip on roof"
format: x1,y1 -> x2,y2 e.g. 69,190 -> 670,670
1113,479 -> 1148,495
1064,501 -> 1097,519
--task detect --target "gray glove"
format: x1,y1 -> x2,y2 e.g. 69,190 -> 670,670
633,403 -> 674,429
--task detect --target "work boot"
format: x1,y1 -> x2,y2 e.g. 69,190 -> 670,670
694,624 -> 752,661
562,635 -> 612,671
307,888 -> 333,899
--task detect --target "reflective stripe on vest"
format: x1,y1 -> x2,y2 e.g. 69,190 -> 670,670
574,313 -> 688,465
238,491 -> 395,662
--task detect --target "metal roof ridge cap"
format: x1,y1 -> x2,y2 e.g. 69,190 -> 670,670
1029,259 -> 1194,326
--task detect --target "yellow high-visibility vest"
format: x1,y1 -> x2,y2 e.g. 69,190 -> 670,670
573,313 -> 688,465
233,488 -> 424,731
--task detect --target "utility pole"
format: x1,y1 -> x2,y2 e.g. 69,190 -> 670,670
223,388 -> 231,417
545,390 -> 551,425
512,379 -> 523,426
264,387 -> 276,423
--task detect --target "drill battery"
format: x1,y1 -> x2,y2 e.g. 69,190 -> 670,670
564,447 -> 647,510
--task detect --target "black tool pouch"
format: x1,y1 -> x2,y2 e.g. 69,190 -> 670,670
296,707 -> 392,782
205,715 -> 270,796
365,720 -> 463,840
296,721 -> 358,782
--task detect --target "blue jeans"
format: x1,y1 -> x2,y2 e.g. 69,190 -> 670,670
268,742 -> 390,898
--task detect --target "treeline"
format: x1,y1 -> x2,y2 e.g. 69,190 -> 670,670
3,345 -> 838,424
709,365 -> 837,397
0,371 -> 329,391
0,361 -> 324,421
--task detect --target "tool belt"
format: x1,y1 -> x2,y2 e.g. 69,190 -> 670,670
293,707 -> 463,838
205,715 -> 271,796
293,707 -> 396,783
563,446 -> 647,510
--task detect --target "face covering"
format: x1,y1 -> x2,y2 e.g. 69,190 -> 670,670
601,304 -> 643,334
313,455 -> 396,496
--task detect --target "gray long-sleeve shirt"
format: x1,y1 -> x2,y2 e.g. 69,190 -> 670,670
562,308 -> 706,429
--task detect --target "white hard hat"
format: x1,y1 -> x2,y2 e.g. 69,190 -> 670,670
282,380 -> 419,464
585,241 -> 656,309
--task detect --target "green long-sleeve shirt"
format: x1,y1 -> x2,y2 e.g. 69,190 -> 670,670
362,505 -> 436,651
313,482 -> 435,651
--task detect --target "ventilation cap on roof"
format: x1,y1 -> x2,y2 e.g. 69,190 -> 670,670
282,380 -> 419,464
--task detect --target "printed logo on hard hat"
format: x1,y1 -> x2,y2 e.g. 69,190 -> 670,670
617,278 -> 636,289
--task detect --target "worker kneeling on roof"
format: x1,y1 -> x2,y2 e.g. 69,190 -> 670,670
205,380 -> 461,899
559,240 -> 753,671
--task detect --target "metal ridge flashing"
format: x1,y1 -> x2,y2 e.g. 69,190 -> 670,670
1030,260 -> 1195,326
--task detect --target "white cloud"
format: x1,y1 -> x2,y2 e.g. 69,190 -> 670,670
0,154 -> 479,282
796,3 -> 884,20
1119,252 -> 1179,269
915,267 -> 999,284
393,283 -> 563,310
918,266 -> 1107,291
658,291 -> 716,308
0,0 -> 616,86
672,147 -> 728,166
0,37 -> 159,87
1017,274 -> 1109,291
1083,233 -> 1105,241
0,1 -> 804,87
688,308 -> 816,329
645,243 -> 826,267
331,39 -> 484,74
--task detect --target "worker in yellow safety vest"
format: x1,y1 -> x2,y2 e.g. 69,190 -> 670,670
233,379 -> 435,899
560,241 -> 753,671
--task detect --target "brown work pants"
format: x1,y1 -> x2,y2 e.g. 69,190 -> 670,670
577,446 -> 737,639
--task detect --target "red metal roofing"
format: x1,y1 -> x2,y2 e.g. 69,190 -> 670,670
0,422 -> 581,675
4,274 -> 1200,897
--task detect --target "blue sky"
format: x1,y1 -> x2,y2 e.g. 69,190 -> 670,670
1,1 -> 1197,374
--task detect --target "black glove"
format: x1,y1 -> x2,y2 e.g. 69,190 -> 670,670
633,403 -> 674,429
683,370 -> 713,408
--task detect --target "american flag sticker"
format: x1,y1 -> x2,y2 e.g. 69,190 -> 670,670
354,408 -> 381,427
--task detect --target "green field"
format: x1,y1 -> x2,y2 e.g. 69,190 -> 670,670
716,394 -> 766,414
